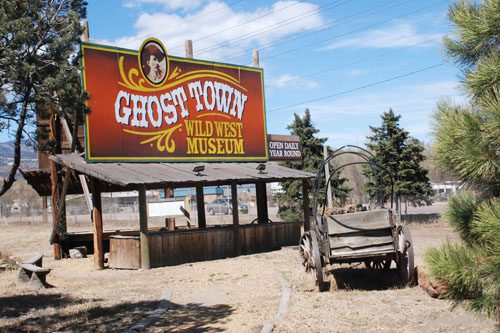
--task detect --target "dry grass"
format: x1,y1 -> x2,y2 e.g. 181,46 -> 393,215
0,251 -> 20,272
0,217 -> 496,332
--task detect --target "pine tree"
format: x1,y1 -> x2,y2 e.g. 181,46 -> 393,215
0,0 -> 88,196
278,109 -> 349,221
364,109 -> 433,210
425,0 -> 499,321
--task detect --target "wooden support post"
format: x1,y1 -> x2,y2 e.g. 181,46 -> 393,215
91,178 -> 104,270
79,175 -> 93,215
138,186 -> 150,269
196,185 -> 206,228
302,179 -> 311,231
164,187 -> 175,230
49,163 -> 61,259
49,112 -> 63,259
42,197 -> 48,224
82,20 -> 89,42
231,181 -> 240,256
185,40 -> 193,58
253,49 -> 259,67
255,182 -> 268,223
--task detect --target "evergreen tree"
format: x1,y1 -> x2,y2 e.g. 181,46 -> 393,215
278,109 -> 349,221
425,0 -> 499,320
0,0 -> 88,196
364,109 -> 433,210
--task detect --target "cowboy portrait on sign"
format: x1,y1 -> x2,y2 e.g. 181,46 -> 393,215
140,39 -> 167,85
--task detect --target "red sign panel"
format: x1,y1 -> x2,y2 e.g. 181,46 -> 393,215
81,40 -> 268,162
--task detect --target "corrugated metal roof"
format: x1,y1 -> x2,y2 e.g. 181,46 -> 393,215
46,153 -> 314,190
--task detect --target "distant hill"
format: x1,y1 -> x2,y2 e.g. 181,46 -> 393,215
0,140 -> 39,176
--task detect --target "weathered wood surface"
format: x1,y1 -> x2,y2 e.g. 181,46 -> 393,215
327,209 -> 396,259
16,256 -> 51,289
23,254 -> 43,267
109,236 -> 140,269
330,233 -> 393,250
138,186 -> 150,269
19,263 -> 50,273
109,222 -> 301,269
327,209 -> 393,235
330,243 -> 395,258
91,178 -> 104,270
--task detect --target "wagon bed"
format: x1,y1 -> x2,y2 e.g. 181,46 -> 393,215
327,209 -> 396,261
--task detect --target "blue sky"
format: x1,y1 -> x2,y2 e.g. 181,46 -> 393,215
3,0 -> 467,147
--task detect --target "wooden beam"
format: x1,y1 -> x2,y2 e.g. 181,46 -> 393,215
81,20 -> 89,42
79,174 -> 93,215
196,185 -> 206,228
91,178 -> 104,270
42,197 -> 48,224
185,40 -> 193,58
50,159 -> 62,259
164,187 -> 175,230
253,49 -> 259,67
256,182 -> 268,223
138,186 -> 150,269
49,112 -> 63,259
302,178 -> 310,231
231,181 -> 240,256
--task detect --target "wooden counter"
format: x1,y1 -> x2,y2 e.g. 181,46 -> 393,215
109,222 -> 301,269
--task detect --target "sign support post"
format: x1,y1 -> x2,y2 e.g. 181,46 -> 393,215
138,185 -> 150,269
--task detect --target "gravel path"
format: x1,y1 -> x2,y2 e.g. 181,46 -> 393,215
0,219 -> 496,332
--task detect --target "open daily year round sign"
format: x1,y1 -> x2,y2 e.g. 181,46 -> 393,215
81,38 -> 268,162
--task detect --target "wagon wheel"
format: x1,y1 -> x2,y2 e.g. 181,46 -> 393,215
364,259 -> 391,270
299,231 -> 328,291
396,225 -> 415,286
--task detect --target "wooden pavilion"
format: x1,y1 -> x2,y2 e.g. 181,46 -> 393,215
23,153 -> 313,269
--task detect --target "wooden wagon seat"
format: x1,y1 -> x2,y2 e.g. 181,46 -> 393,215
326,209 -> 396,258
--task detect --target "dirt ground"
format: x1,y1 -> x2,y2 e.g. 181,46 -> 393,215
0,208 -> 497,332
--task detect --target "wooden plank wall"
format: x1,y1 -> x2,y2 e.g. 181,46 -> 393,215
109,237 -> 140,269
108,222 -> 301,269
149,228 -> 234,268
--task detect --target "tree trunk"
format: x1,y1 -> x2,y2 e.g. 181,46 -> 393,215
0,86 -> 31,196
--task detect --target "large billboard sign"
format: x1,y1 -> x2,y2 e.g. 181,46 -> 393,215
81,39 -> 267,162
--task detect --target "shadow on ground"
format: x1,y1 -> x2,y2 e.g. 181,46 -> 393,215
329,267 -> 403,291
0,293 -> 235,332
0,293 -> 93,318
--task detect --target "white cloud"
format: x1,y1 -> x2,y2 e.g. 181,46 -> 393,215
324,22 -> 442,50
122,0 -> 204,10
266,74 -> 319,90
98,1 -> 324,60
